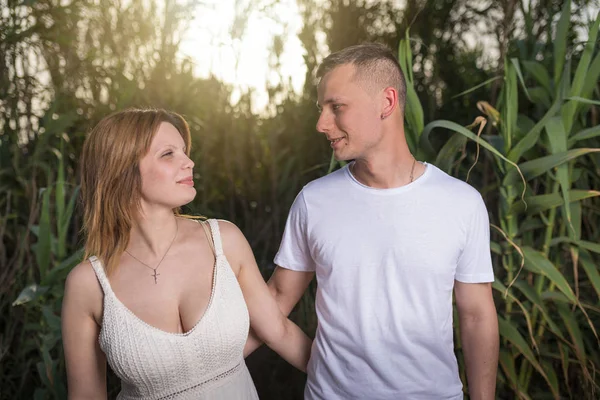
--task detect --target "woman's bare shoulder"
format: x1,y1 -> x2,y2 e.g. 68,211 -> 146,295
64,259 -> 104,321
215,219 -> 246,244
66,259 -> 100,289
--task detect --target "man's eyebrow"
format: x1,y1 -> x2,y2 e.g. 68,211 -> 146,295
316,97 -> 343,109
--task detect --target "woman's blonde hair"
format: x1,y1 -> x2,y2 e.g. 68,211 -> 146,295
80,108 -> 191,276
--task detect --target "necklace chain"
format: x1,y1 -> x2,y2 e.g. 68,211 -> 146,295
125,219 -> 179,284
351,156 -> 418,184
409,156 -> 417,183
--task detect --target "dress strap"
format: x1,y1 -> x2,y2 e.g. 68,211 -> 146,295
207,219 -> 224,257
88,255 -> 111,295
199,220 -> 216,258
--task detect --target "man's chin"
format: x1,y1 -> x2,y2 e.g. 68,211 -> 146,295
333,153 -> 354,162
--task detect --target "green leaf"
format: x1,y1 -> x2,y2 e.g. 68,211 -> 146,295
502,59 -> 518,151
544,117 -> 572,230
565,96 -> 600,106
402,70 -> 424,149
579,250 -> 600,300
42,305 -> 61,331
510,58 -> 531,101
580,45 -> 600,101
490,241 -> 502,255
12,284 -> 49,306
499,350 -> 532,399
451,76 -> 502,99
540,360 -> 560,400
512,280 -> 565,340
553,0 -> 571,87
577,241 -> 600,254
528,87 -> 552,108
556,302 -> 588,373
508,100 -> 560,162
421,120 -> 523,183
494,281 -> 545,358
562,11 -> 600,132
59,186 -> 80,255
498,316 -> 559,398
397,30 -> 423,151
545,117 -> 568,154
569,124 -> 600,146
435,132 -> 467,173
569,200 -> 581,241
499,349 -> 519,385
522,60 -> 551,94
43,248 -> 84,286
541,291 -> 571,303
559,343 -> 570,389
509,189 -> 600,215
523,246 -> 577,303
35,188 -> 52,279
504,148 -> 600,186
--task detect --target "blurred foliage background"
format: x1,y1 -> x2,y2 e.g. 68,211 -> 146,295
1,0 -> 600,399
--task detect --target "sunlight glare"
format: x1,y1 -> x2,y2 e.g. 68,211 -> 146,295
179,0 -> 306,112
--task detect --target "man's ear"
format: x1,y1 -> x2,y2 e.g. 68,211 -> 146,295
380,86 -> 398,119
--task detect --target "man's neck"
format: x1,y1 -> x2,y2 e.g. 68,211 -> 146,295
350,148 -> 418,189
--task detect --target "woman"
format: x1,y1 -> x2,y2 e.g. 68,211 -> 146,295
61,108 -> 311,399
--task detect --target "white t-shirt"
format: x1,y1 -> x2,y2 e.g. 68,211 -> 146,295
274,162 -> 494,400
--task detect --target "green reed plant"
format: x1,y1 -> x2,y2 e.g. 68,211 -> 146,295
10,137 -> 82,400
415,4 -> 600,398
1,111 -> 82,399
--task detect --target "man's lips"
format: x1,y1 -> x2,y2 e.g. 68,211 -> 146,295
329,137 -> 344,147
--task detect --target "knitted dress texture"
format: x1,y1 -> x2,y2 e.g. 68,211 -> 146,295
89,219 -> 259,399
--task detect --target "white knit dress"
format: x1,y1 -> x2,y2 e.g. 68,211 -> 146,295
89,219 -> 259,399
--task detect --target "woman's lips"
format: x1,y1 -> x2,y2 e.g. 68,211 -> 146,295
177,177 -> 194,186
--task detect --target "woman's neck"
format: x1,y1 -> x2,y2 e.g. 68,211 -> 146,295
128,209 -> 179,258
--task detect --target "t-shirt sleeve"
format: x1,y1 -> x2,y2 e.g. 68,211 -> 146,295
273,190 -> 316,272
455,194 -> 495,283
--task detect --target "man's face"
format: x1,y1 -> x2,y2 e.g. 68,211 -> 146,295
316,64 -> 382,161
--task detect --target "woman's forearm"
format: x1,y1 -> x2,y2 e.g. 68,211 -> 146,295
265,319 -> 312,372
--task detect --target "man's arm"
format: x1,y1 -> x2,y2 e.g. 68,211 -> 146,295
454,281 -> 498,400
244,267 -> 315,357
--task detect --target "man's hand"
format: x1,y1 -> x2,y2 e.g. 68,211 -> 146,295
455,281 -> 499,400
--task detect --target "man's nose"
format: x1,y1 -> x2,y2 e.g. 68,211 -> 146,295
316,111 -> 332,134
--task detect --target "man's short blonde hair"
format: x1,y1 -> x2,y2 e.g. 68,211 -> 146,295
317,43 -> 407,110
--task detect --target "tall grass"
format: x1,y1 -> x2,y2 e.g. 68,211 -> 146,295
412,6 -> 600,399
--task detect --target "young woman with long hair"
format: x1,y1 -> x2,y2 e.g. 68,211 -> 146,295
61,108 -> 311,399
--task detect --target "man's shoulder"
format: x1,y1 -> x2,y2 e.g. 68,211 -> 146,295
301,166 -> 348,196
426,164 -> 483,204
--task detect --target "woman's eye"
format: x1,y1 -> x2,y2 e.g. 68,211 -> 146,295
162,151 -> 173,157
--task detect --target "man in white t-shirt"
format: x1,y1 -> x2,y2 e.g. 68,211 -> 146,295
246,43 -> 499,400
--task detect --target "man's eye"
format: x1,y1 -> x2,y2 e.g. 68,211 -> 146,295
332,104 -> 341,111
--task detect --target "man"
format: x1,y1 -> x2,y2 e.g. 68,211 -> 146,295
247,43 -> 499,400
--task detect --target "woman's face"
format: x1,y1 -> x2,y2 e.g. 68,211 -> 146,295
138,122 -> 196,212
